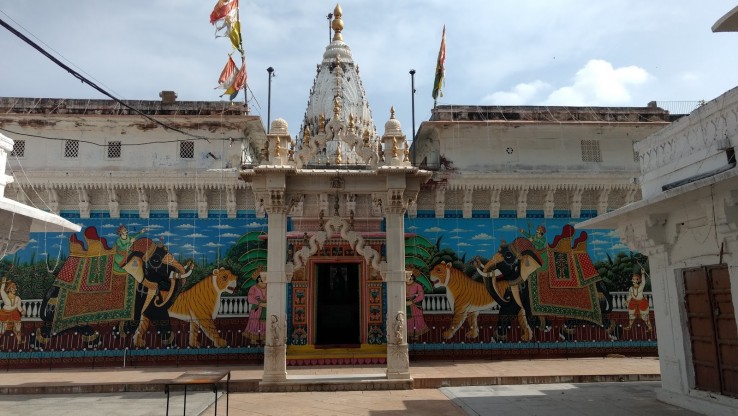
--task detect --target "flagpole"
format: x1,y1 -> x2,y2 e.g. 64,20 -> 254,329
409,69 -> 416,165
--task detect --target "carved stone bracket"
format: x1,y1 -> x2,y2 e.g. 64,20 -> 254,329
597,187 -> 611,216
435,186 -> 446,218
489,187 -> 501,219
226,187 -> 237,218
463,188 -> 473,219
196,187 -> 208,218
570,187 -> 583,219
166,185 -> 178,219
544,188 -> 555,218
516,187 -> 528,219
618,213 -> 673,256
136,186 -> 149,219
78,187 -> 90,219
107,187 -> 120,219
47,187 -> 59,214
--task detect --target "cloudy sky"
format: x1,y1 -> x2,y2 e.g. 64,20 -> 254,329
1,1 -> 737,139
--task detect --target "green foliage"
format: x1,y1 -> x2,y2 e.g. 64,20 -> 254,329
594,251 -> 650,292
0,260 -> 61,299
221,231 -> 267,295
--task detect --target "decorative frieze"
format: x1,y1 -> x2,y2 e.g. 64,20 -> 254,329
516,188 -> 528,219
166,185 -> 178,219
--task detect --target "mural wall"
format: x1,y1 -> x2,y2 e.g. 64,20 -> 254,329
0,211 -> 656,367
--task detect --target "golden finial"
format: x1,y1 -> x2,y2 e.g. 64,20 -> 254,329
390,106 -> 396,119
378,143 -> 384,162
262,140 -> 270,160
333,96 -> 341,118
335,144 -> 342,164
332,4 -> 344,41
288,140 -> 295,161
319,113 -> 326,132
392,137 -> 398,158
363,129 -> 370,146
403,142 -> 410,162
348,113 -> 355,131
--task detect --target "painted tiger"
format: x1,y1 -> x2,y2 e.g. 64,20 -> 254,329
168,267 -> 238,348
429,261 -> 505,340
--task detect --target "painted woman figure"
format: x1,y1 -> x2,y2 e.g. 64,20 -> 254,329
244,274 -> 268,344
113,225 -> 147,275
405,272 -> 429,340
0,276 -> 25,343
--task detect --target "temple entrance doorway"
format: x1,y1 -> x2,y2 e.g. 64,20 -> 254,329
315,262 -> 361,347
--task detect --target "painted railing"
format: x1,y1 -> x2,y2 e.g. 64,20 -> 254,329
19,291 -> 650,321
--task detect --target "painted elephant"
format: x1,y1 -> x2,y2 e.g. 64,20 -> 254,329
474,237 -> 543,341
34,227 -> 192,349
559,281 -> 617,341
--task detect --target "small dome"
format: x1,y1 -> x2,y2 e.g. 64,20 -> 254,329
270,118 -> 289,135
383,107 -> 403,137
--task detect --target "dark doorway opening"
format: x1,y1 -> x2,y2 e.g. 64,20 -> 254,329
315,263 -> 361,347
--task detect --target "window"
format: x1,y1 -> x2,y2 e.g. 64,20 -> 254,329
632,140 -> 639,162
64,139 -> 79,158
107,141 -> 121,159
9,140 -> 25,158
180,140 -> 194,159
580,139 -> 601,162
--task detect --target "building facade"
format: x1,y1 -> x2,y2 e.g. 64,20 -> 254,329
1,7 -> 664,378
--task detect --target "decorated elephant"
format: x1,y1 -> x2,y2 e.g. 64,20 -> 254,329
477,224 -> 607,342
33,227 -> 192,349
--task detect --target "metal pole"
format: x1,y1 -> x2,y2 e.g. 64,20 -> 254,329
267,67 -> 274,133
409,69 -> 416,165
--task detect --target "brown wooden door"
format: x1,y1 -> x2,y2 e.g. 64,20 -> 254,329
684,265 -> 738,398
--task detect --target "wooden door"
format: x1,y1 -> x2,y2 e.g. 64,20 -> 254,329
684,265 -> 738,398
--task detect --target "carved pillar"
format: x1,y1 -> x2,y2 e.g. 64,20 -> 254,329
624,185 -> 639,205
197,187 -> 208,219
434,186 -> 445,218
226,187 -> 237,219
107,187 -> 120,219
489,187 -> 501,219
136,186 -> 149,219
78,187 -> 90,219
597,187 -> 610,216
570,187 -> 583,219
516,187 -> 528,219
262,184 -> 288,383
544,188 -> 555,219
462,187 -> 473,219
384,186 -> 410,380
166,185 -> 178,219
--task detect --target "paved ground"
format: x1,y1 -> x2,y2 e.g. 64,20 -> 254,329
0,357 -> 692,416
0,382 -> 702,416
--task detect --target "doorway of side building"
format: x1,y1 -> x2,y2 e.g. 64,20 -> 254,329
684,264 -> 738,398
315,262 -> 361,347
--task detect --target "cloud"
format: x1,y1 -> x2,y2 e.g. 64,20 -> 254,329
472,233 -> 495,240
145,224 -> 163,229
498,225 -> 518,232
212,224 -> 234,229
611,243 -> 630,251
544,59 -> 650,106
157,231 -> 176,237
27,238 -> 37,244
457,242 -> 471,247
204,242 -> 223,247
482,80 -> 550,105
176,224 -> 195,229
221,233 -> 241,238
246,221 -> 266,228
127,222 -> 143,227
450,236 -> 463,240
407,225 -> 418,230
450,228 -> 469,233
424,227 -> 445,233
183,233 -> 207,238
101,224 -> 117,228
590,239 -> 609,245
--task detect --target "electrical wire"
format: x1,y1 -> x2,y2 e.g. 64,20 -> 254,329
0,16 -> 212,143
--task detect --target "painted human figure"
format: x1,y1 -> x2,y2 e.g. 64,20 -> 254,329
519,224 -> 547,251
405,272 -> 429,340
244,274 -> 268,344
625,268 -> 652,332
0,277 -> 25,343
113,225 -> 147,275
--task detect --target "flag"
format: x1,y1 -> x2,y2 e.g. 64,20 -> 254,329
210,0 -> 238,25
223,58 -> 247,101
216,55 -> 237,90
432,25 -> 446,101
211,0 -> 243,52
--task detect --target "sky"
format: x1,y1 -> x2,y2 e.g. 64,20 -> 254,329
1,1 -> 738,140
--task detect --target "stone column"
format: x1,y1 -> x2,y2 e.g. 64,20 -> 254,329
384,189 -> 410,380
262,189 -> 289,383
